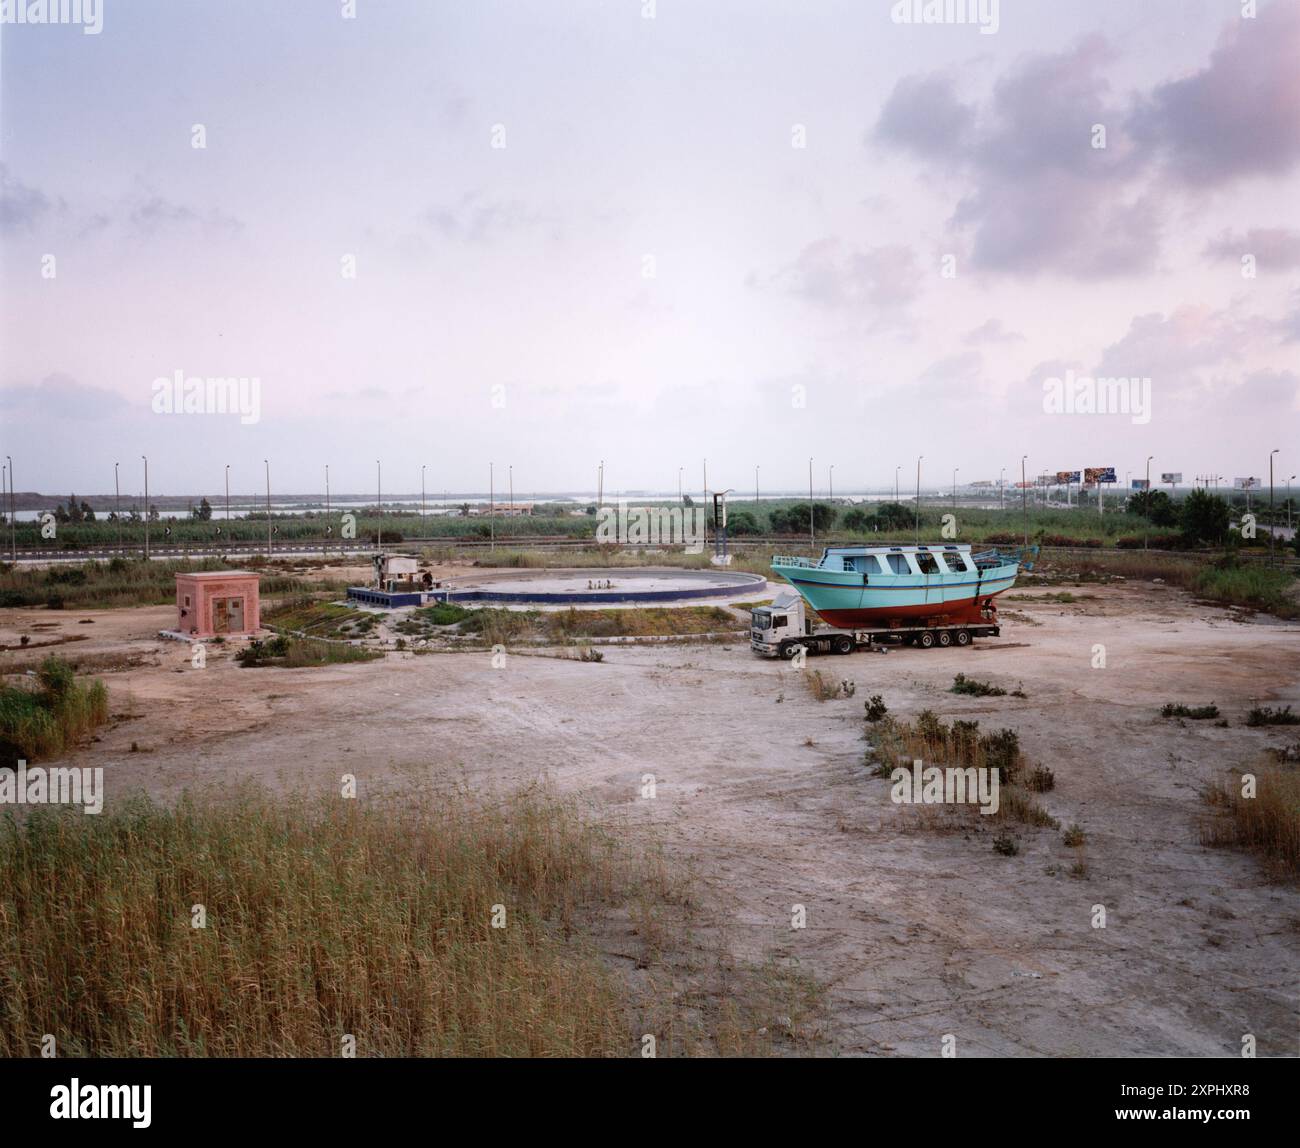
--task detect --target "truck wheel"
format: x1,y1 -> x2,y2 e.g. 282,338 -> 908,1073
831,635 -> 854,655
779,642 -> 800,660
954,629 -> 972,646
937,630 -> 953,647
916,631 -> 936,649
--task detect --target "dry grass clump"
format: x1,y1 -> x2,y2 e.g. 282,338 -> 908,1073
1202,761 -> 1300,880
804,669 -> 855,701
865,710 -> 1057,828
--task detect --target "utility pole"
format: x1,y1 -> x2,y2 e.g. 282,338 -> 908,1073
224,464 -> 230,529
915,455 -> 923,544
1144,455 -> 1153,550
142,455 -> 149,559
999,467 -> 1005,511
489,462 -> 495,552
509,465 -> 513,513
376,460 -> 382,550
895,465 -> 900,503
952,467 -> 959,516
828,464 -> 834,508
115,462 -> 122,549
421,464 -> 426,522
755,465 -> 759,508
1020,455 -> 1028,546
678,467 -> 683,507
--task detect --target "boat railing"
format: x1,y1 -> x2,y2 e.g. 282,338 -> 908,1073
771,555 -> 818,568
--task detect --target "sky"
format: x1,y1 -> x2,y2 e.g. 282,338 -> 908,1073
1,0 -> 1298,499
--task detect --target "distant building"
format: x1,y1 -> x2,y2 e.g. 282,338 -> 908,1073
472,502 -> 534,517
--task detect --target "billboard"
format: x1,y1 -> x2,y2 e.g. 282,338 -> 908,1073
1234,477 -> 1261,490
1131,479 -> 1149,490
1084,467 -> 1116,484
1160,472 -> 1182,483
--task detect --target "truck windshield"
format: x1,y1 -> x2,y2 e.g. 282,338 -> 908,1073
753,613 -> 771,630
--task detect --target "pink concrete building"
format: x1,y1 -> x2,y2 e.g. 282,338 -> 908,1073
175,571 -> 260,638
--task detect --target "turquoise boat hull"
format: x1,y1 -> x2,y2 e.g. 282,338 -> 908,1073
770,546 -> 1025,628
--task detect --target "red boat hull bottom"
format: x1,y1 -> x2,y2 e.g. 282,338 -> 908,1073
813,595 -> 1002,630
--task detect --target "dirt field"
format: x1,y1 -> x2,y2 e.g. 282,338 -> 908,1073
3,579 -> 1298,1057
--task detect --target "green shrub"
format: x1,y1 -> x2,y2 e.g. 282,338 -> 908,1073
1160,702 -> 1220,719
1246,705 -> 1299,727
951,673 -> 1007,698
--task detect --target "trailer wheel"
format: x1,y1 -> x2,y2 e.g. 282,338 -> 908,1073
831,635 -> 854,655
954,629 -> 972,647
916,631 -> 936,649
937,630 -> 953,647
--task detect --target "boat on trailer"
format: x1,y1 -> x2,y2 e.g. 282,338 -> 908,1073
769,543 -> 1033,629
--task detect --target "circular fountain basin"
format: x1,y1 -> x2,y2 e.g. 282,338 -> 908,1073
447,566 -> 767,605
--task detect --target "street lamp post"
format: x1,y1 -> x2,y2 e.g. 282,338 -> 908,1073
489,462 -> 495,552
1021,455 -> 1029,546
1144,456 -> 1153,550
999,467 -> 1005,511
421,465 -> 426,522
915,455 -> 923,544
755,465 -> 759,508
115,462 -> 122,549
1270,449 -> 1279,562
376,460 -> 382,550
809,456 -> 815,553
142,455 -> 149,559
678,467 -> 683,507
509,465 -> 513,513
895,465 -> 900,503
224,464 -> 230,528
265,459 -> 273,557
952,467 -> 959,516
6,455 -> 14,560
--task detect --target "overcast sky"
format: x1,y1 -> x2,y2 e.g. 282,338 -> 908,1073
1,0 -> 1297,498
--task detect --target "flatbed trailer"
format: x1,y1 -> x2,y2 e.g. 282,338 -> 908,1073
750,592 -> 1001,658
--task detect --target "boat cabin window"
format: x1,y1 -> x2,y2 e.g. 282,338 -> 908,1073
915,552 -> 940,575
885,553 -> 911,575
946,553 -> 971,573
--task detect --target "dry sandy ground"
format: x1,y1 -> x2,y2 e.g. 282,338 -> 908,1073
2,581 -> 1298,1057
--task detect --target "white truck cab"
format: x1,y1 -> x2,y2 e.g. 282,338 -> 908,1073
750,590 -> 833,657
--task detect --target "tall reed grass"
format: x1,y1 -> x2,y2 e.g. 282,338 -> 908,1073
0,785 -> 651,1057
0,657 -> 108,764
